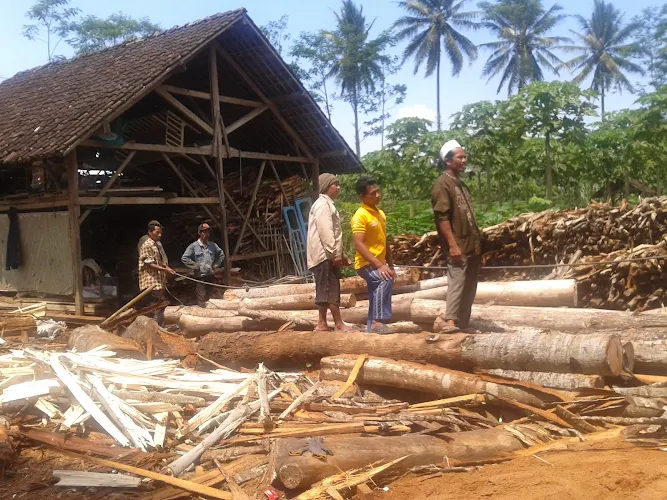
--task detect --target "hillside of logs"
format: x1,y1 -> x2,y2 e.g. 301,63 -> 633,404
390,197 -> 667,311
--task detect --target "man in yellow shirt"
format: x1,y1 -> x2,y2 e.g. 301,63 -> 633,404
351,177 -> 395,333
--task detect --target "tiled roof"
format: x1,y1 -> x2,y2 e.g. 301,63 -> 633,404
0,10 -> 246,164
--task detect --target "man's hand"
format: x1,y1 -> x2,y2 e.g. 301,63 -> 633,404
449,245 -> 463,264
343,256 -> 352,266
387,266 -> 397,280
377,264 -> 394,280
164,266 -> 175,276
332,259 -> 342,268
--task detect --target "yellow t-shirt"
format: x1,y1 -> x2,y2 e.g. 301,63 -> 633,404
350,203 -> 387,270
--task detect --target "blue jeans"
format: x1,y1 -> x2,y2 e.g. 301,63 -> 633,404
357,265 -> 393,331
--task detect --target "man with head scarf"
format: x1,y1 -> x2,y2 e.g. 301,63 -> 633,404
307,173 -> 356,332
431,140 -> 482,333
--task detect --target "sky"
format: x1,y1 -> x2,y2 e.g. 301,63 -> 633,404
0,0 -> 661,155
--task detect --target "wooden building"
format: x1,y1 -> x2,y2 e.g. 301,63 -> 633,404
0,9 -> 361,316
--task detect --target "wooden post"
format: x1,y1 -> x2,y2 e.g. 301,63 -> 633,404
311,159 -> 320,201
66,150 -> 84,316
233,161 -> 266,255
210,45 -> 232,285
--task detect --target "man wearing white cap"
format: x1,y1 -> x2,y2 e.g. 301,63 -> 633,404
431,140 -> 482,333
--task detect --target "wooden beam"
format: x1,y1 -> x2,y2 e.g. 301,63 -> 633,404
155,86 -> 214,135
320,150 -> 348,159
209,45 -> 232,285
0,199 -> 69,212
311,158 -> 320,202
268,160 -> 291,205
200,156 -> 267,251
214,44 -> 315,159
78,196 -> 220,205
66,151 -> 84,316
233,160 -> 266,255
229,250 -> 277,262
226,105 -> 269,134
227,148 -> 314,164
80,151 -> 136,224
160,154 -> 223,232
272,91 -> 307,104
79,140 -> 212,156
161,85 -> 264,108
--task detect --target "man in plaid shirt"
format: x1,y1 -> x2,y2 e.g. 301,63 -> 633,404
138,220 -> 174,326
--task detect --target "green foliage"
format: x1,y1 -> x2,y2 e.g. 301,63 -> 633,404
392,0 -> 478,129
632,6 -> 667,92
22,0 -> 80,61
478,0 -> 568,95
65,13 -> 160,55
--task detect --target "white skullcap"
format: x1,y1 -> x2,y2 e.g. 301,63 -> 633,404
439,140 -> 463,161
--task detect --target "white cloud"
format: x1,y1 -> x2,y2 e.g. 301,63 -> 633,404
396,104 -> 436,122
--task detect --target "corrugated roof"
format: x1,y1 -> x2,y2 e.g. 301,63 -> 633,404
0,9 -> 361,174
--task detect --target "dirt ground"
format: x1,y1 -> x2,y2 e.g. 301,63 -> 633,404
3,438 -> 667,499
382,439 -> 667,500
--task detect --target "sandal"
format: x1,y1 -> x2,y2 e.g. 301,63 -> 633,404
439,325 -> 460,334
367,323 -> 391,334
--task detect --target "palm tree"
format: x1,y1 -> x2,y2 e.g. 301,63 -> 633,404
325,0 -> 389,156
478,0 -> 569,95
393,0 -> 478,130
562,0 -> 644,119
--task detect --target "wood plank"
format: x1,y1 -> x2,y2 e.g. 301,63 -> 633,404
52,450 -> 232,500
78,196 -> 220,205
155,86 -> 214,135
494,396 -> 572,429
333,354 -> 367,398
229,251 -> 277,262
53,470 -> 142,488
226,105 -> 269,134
269,160 -> 291,205
79,140 -> 212,156
66,150 -> 84,316
227,148 -> 315,164
80,151 -> 136,223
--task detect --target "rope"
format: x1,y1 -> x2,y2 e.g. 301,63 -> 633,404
394,255 -> 667,272
170,270 -> 310,290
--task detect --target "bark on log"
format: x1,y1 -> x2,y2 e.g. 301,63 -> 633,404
481,369 -> 604,390
202,299 -> 243,311
222,269 -> 420,300
320,355 -> 547,406
178,315 -> 262,337
238,308 -> 316,330
468,304 -> 667,333
240,293 -> 356,311
68,326 -> 145,358
122,316 -> 196,358
164,306 -> 237,325
198,330 -> 624,375
0,314 -> 37,336
275,429 -> 524,490
627,340 -> 667,375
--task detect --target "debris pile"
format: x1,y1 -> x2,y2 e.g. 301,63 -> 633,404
390,197 -> 667,311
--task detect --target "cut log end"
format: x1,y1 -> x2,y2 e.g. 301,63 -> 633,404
278,463 -> 305,490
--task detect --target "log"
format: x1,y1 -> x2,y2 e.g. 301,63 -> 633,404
202,299 -> 243,310
67,326 -> 145,358
320,355 -> 548,407
240,293 -> 356,311
221,269 -> 420,300
164,306 -> 237,325
481,369 -> 604,390
178,315 -> 262,337
467,304 -> 667,333
122,316 -> 197,358
627,340 -> 667,374
198,330 -> 624,375
0,314 -> 37,336
238,308 -> 316,330
275,430 -> 524,490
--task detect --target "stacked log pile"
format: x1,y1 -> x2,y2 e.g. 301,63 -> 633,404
390,197 -> 667,310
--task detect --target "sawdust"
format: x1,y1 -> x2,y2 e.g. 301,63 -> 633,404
383,438 -> 667,500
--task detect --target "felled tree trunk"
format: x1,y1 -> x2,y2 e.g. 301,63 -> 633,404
275,430 -> 524,490
122,316 -> 196,358
628,340 -> 667,374
0,314 -> 37,336
222,269 -> 420,300
164,306 -> 237,325
238,308 -> 317,330
68,326 -> 145,358
178,315 -> 262,337
240,293 -> 356,311
320,355 -> 548,406
198,330 -> 624,375
481,369 -> 604,390
466,304 -> 667,333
